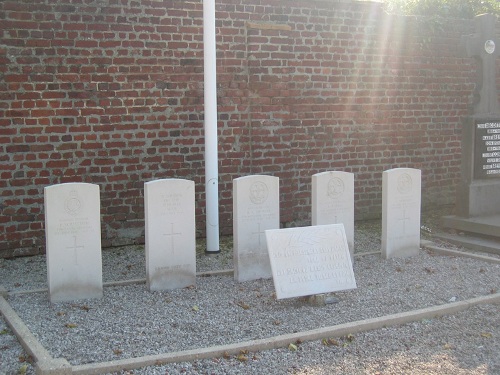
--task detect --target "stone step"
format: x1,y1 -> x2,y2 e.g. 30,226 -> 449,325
434,232 -> 500,256
441,214 -> 500,238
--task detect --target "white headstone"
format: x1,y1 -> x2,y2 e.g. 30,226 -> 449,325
312,171 -> 354,259
382,168 -> 422,259
265,224 -> 356,300
233,175 -> 279,282
44,183 -> 103,303
145,179 -> 196,291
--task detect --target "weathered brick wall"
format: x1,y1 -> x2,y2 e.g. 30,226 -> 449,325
0,0 -> 498,257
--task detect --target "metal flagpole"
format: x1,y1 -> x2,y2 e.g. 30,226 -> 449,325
203,0 -> 220,253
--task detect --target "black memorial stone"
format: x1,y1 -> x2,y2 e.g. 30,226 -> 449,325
474,120 -> 500,179
441,13 -> 500,249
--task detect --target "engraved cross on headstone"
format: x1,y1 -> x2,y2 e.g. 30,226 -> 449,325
164,222 -> 181,255
67,235 -> 84,265
251,222 -> 266,251
398,209 -> 410,235
463,13 -> 499,115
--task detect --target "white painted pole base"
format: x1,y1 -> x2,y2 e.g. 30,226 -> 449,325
203,0 -> 220,254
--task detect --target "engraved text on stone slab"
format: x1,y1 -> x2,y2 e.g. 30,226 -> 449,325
265,224 -> 356,300
474,122 -> 500,179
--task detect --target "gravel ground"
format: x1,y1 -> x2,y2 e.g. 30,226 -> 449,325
1,207 -> 499,375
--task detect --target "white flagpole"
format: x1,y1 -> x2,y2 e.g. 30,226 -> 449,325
203,0 -> 220,253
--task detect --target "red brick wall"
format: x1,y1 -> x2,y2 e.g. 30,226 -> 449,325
0,0 -> 498,257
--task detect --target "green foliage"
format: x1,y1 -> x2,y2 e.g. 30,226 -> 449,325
384,0 -> 500,18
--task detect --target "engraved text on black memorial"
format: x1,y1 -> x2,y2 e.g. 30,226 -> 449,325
474,121 -> 500,179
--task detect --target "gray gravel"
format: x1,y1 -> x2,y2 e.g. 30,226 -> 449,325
1,210 -> 499,375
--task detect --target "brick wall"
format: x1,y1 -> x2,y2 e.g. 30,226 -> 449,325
0,0 -> 498,257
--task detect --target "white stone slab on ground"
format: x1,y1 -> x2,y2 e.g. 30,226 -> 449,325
265,224 -> 356,300
312,171 -> 355,259
233,175 -> 279,282
44,183 -> 103,303
145,179 -> 196,291
382,168 -> 422,259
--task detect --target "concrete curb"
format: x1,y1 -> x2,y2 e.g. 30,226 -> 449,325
423,243 -> 500,264
7,270 -> 235,297
0,296 -> 52,362
0,296 -> 72,375
2,287 -> 499,375
2,248 -> 499,375
0,285 -> 7,298
69,293 -> 499,375
36,358 -> 72,375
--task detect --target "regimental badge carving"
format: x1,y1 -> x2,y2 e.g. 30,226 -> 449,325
327,177 -> 344,199
64,190 -> 82,216
485,40 -> 495,54
397,173 -> 413,194
249,181 -> 269,205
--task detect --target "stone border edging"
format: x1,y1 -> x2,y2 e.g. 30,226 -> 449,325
0,296 -> 72,375
2,244 -> 499,375
7,270 -> 235,296
70,293 -> 500,375
0,296 -> 52,361
423,243 -> 500,264
3,291 -> 499,375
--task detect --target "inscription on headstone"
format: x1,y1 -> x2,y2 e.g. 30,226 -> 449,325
312,171 -> 354,259
44,183 -> 103,303
233,175 -> 279,282
144,179 -> 196,291
381,168 -> 421,259
474,121 -> 500,178
265,224 -> 356,300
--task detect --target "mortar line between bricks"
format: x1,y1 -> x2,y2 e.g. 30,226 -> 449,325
0,295 -> 53,363
70,293 -> 500,375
